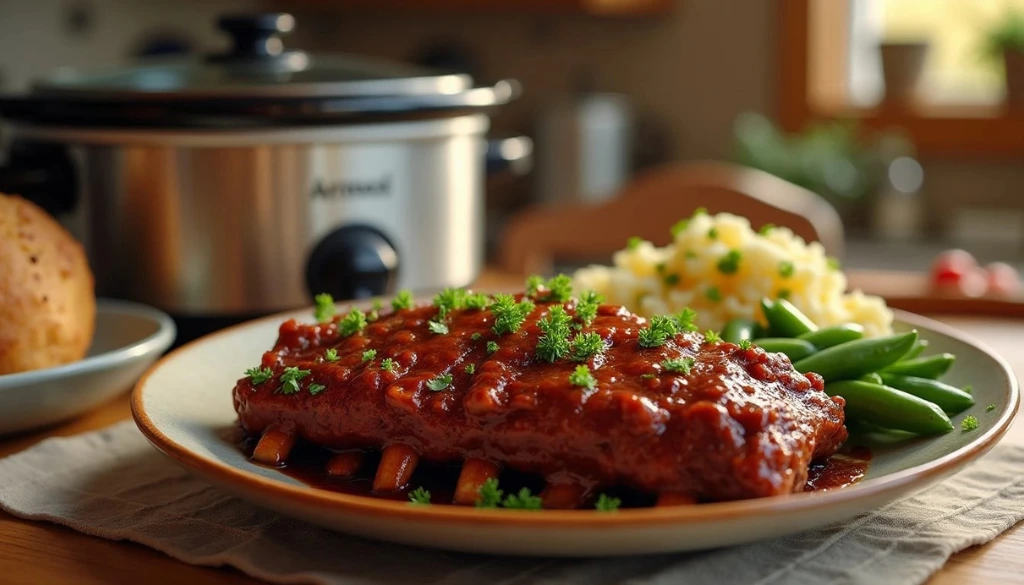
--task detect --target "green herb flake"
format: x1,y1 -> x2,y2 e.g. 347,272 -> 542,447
471,332 -> 483,341
380,358 -> 396,372
986,403 -> 997,412
542,274 -> 574,303
338,308 -> 368,337
525,275 -> 544,297
827,256 -> 841,271
655,262 -> 667,275
705,286 -> 722,302
778,260 -> 795,279
759,223 -> 775,235
536,306 -> 573,362
707,227 -> 719,240
245,366 -> 274,386
569,365 -> 598,390
717,249 -> 742,275
426,373 -> 453,392
391,290 -> 414,311
661,357 -> 695,374
314,293 -> 336,323
961,415 -> 979,432
739,339 -> 753,350
475,477 -> 503,508
465,292 -> 490,310
640,373 -> 656,380
704,330 -> 722,343
490,294 -> 535,335
637,315 -> 679,348
626,236 -> 644,250
408,487 -> 432,505
308,383 -> 326,396
570,331 -> 606,362
360,349 -> 376,363
428,320 -> 449,335
367,310 -> 379,322
595,493 -> 621,512
663,273 -> 681,286
465,363 -> 476,375
487,341 -> 499,355
674,307 -> 699,332
576,290 -> 604,326
670,219 -> 690,237
433,287 -> 467,318
777,288 -> 792,300
502,487 -> 543,510
278,367 -> 311,395
693,207 -> 708,216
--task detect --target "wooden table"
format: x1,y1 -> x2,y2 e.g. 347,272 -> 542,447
0,311 -> 1021,584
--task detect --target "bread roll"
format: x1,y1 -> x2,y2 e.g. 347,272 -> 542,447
0,194 -> 95,374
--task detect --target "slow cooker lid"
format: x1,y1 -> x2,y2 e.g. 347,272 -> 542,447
0,13 -> 516,128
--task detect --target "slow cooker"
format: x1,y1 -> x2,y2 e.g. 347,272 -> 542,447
0,13 -> 525,335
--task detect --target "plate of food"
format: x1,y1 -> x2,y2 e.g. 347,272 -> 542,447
0,194 -> 176,435
131,211 -> 1018,556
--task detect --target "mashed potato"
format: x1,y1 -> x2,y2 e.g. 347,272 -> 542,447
572,211 -> 893,337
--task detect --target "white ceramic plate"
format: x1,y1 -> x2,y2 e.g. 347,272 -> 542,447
0,299 -> 175,436
132,307 -> 1018,557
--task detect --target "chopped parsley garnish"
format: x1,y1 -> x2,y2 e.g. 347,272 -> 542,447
314,293 -> 336,323
778,261 -> 795,278
245,366 -> 274,385
693,206 -> 708,216
626,236 -> 644,250
408,487 -> 432,505
674,308 -> 698,332
426,373 -> 453,392
486,341 -> 499,354
707,227 -> 719,240
471,332 -> 483,341
684,249 -> 698,259
739,339 -> 753,350
465,292 -> 490,310
541,274 -> 573,303
717,249 -> 742,275
759,223 -> 775,235
324,348 -> 340,362
536,306 -> 573,362
308,383 -> 326,395
595,493 -> 621,512
663,273 -> 681,286
661,357 -> 695,374
391,290 -> 414,311
525,275 -> 544,297
278,367 -> 311,395
502,487 -> 543,510
655,262 -> 667,275
670,218 -> 689,237
706,286 -> 722,302
465,363 -> 476,375
368,298 -> 382,322
827,256 -> 841,271
380,358 -> 396,372
637,315 -> 678,348
575,290 -> 603,326
428,320 -> 449,335
338,308 -> 368,337
475,477 -> 503,508
961,415 -> 979,432
433,287 -> 467,318
704,330 -> 722,343
987,403 -> 997,412
490,294 -> 535,335
361,349 -> 376,363
570,332 -> 606,362
569,365 -> 597,390
777,288 -> 792,300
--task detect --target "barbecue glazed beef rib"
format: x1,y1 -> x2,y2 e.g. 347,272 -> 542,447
233,292 -> 847,507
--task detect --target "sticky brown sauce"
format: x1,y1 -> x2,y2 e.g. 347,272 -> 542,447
240,436 -> 870,508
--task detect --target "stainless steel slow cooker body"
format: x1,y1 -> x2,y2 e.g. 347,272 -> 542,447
0,13 -> 522,317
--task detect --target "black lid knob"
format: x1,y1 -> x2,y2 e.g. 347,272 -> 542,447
306,226 -> 400,301
213,13 -> 295,60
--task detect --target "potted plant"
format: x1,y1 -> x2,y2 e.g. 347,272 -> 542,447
981,11 -> 1024,110
879,40 -> 931,108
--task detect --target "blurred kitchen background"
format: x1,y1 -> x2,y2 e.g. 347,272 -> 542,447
2,0 -> 1024,307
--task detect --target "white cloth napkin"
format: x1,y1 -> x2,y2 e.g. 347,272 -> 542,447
1,421 -> 1023,585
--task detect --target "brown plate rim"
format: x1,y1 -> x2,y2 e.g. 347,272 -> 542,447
131,303 -> 1019,528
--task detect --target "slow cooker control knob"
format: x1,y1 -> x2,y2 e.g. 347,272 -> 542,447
306,226 -> 399,301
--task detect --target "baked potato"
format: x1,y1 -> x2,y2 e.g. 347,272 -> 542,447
0,194 -> 95,375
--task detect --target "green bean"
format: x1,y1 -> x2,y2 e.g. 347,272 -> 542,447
878,373 -> 975,414
798,324 -> 864,349
825,380 -> 953,435
860,372 -> 883,384
901,338 -> 929,361
882,353 -> 955,379
761,298 -> 818,337
793,331 -> 918,382
752,338 -> 818,362
721,318 -> 758,344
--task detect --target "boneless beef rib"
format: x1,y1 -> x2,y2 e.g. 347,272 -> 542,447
233,292 -> 847,507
